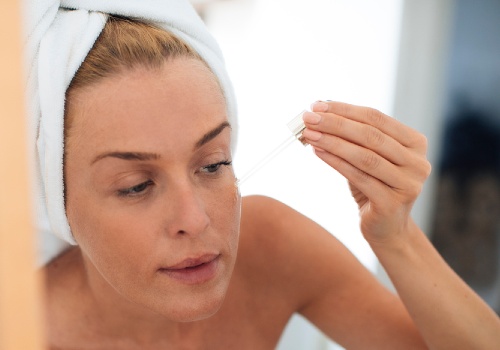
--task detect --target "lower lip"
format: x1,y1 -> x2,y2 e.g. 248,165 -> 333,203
158,256 -> 220,285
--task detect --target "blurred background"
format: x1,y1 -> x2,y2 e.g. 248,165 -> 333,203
191,0 -> 500,349
2,0 -> 499,348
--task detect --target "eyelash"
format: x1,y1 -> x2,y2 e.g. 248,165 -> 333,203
117,179 -> 154,197
116,160 -> 232,198
200,160 -> 232,175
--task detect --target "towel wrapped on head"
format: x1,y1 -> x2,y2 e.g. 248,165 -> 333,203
24,0 -> 238,265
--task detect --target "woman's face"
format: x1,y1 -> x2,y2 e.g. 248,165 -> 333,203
64,58 -> 241,322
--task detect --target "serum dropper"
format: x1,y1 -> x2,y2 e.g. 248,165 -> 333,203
237,110 -> 308,185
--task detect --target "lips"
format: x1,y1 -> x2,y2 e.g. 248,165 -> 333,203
158,254 -> 220,284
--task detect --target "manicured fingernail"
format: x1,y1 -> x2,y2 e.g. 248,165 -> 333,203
313,146 -> 325,153
311,101 -> 328,112
302,128 -> 322,141
302,111 -> 321,124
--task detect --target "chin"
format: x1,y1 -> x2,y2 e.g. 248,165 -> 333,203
162,292 -> 226,323
142,277 -> 230,323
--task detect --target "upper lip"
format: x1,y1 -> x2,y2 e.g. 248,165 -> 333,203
161,253 -> 220,270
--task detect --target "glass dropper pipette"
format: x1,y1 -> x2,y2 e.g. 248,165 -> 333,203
237,110 -> 308,185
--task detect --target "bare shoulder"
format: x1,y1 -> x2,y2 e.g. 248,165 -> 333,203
240,194 -> 357,264
239,194 -> 340,260
238,195 -> 365,309
238,196 -> 423,348
44,247 -> 85,293
239,194 -> 318,266
42,248 -> 92,347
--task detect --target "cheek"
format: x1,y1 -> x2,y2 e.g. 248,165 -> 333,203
210,177 -> 241,253
66,186 -> 155,287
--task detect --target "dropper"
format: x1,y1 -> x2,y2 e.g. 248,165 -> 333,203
237,110 -> 308,185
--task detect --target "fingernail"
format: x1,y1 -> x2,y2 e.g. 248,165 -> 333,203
311,101 -> 328,112
302,111 -> 321,124
302,128 -> 322,141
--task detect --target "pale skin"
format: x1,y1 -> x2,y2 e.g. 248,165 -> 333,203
43,57 -> 500,349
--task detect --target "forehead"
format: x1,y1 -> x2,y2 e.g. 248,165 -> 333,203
65,58 -> 228,156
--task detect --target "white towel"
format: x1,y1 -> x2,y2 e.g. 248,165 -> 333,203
24,0 -> 238,265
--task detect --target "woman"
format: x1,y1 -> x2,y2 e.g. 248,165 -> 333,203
29,2 -> 500,350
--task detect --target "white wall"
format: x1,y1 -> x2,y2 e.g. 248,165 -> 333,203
391,0 -> 455,234
203,1 -> 403,348
372,0 -> 456,289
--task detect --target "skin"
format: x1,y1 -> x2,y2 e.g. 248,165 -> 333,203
302,102 -> 500,349
43,57 -> 500,349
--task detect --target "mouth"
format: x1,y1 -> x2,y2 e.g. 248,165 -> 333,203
158,254 -> 220,285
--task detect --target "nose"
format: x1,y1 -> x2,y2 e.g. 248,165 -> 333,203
164,181 -> 210,238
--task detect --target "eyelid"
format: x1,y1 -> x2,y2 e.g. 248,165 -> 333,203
117,179 -> 154,197
199,159 -> 232,175
192,144 -> 230,165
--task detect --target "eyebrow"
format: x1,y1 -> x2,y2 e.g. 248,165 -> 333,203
194,121 -> 231,150
91,121 -> 231,165
91,151 -> 160,165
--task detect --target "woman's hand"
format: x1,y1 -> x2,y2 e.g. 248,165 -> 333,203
302,101 -> 431,245
302,101 -> 500,349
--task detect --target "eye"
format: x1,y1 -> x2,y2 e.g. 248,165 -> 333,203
117,180 -> 154,197
201,160 -> 232,174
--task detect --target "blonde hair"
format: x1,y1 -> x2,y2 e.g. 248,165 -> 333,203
65,15 -> 210,135
68,15 -> 203,91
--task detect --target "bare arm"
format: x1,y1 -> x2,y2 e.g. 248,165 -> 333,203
301,101 -> 500,349
241,195 -> 427,349
372,219 -> 500,349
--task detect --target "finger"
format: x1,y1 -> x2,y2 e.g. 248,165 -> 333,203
303,111 -> 413,167
311,101 -> 428,154
312,147 -> 393,206
303,128 -> 407,190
